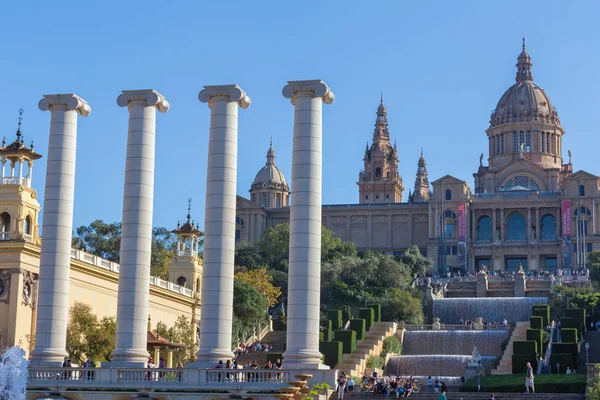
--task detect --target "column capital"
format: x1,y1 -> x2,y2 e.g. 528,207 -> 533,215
117,89 -> 170,113
38,94 -> 91,117
282,79 -> 335,105
198,84 -> 251,109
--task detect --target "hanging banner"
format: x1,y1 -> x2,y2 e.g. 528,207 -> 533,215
562,200 -> 571,236
458,203 -> 466,240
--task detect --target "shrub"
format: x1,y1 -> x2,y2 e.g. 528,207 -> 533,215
327,309 -> 343,330
359,308 -> 375,330
349,319 -> 366,341
561,317 -> 579,331
319,341 -> 342,368
513,340 -> 537,356
529,316 -> 543,330
511,354 -> 537,373
532,304 -> 550,327
552,342 -> 578,369
366,355 -> 384,369
561,328 -> 578,343
320,320 -> 332,342
368,303 -> 382,322
342,305 -> 352,321
526,329 -> 543,355
550,353 -> 573,374
333,330 -> 357,354
460,374 -> 586,393
588,378 -> 600,400
319,332 -> 324,341
565,308 -> 586,337
381,335 -> 402,357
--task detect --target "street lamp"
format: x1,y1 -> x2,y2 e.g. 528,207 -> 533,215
586,342 -> 590,364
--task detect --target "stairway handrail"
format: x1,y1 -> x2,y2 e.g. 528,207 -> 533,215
539,321 -> 556,374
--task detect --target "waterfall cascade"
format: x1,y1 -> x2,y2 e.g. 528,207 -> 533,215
432,297 -> 547,324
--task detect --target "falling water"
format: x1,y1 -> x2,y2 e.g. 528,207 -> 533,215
385,355 -> 497,377
403,330 -> 510,356
0,347 -> 28,400
432,297 -> 547,324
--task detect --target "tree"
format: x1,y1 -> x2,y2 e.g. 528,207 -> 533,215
66,302 -> 115,363
588,251 -> 600,283
72,220 -> 121,262
150,227 -> 177,280
235,241 -> 265,269
169,315 -> 197,364
235,268 -> 281,307
399,245 -> 434,277
258,224 -> 290,272
378,288 -> 424,324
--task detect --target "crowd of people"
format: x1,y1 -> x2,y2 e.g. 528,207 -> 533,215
235,341 -> 273,356
335,371 -> 450,399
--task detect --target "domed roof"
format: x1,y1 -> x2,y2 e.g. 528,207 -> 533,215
251,140 -> 289,190
489,39 -> 560,128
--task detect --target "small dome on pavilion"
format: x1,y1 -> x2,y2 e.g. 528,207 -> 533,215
251,140 -> 289,190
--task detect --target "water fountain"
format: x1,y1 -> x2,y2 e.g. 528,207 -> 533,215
0,346 -> 28,400
432,297 -> 547,324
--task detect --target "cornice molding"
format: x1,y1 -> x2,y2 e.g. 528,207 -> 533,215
39,94 -> 91,117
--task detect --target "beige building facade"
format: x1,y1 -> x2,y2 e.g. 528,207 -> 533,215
236,41 -> 600,274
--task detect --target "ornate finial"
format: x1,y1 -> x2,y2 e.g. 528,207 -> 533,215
30,141 -> 34,151
176,220 -> 180,229
187,198 -> 192,222
421,147 -> 424,157
270,136 -> 273,148
380,92 -> 384,103
16,109 -> 23,141
522,37 -> 526,51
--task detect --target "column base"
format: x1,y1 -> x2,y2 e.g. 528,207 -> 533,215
282,349 -> 327,370
105,348 -> 149,368
188,348 -> 235,369
29,348 -> 68,367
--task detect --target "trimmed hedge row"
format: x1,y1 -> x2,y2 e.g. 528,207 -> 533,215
460,373 -> 586,393
530,316 -> 543,330
526,329 -> 543,355
342,305 -> 352,322
553,342 -> 578,369
320,320 -> 332,342
561,328 -> 578,343
359,308 -> 375,330
561,317 -> 579,331
327,309 -> 342,331
513,340 -> 537,355
512,340 -> 537,374
349,319 -> 366,340
550,353 -> 573,373
565,308 -> 586,338
532,304 -> 550,327
334,330 -> 357,354
319,341 -> 342,368
368,303 -> 382,323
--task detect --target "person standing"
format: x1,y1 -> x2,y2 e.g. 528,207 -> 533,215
437,389 -> 447,400
428,376 -> 433,393
525,362 -> 535,394
337,371 -> 347,400
348,377 -> 354,392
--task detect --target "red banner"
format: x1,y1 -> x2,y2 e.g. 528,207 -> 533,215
562,200 -> 571,236
458,203 -> 466,240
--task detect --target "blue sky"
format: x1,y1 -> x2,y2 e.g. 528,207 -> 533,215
1,1 -> 599,231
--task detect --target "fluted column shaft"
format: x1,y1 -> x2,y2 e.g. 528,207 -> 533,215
110,90 -> 169,366
31,94 -> 90,366
282,80 -> 334,369
194,85 -> 250,367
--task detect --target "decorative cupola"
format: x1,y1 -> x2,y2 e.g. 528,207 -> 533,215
413,148 -> 430,202
0,110 -> 42,244
249,138 -> 290,208
168,199 -> 203,293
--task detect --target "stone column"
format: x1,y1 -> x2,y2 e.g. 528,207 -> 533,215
282,80 -> 334,369
527,208 -> 532,241
500,209 -> 505,240
30,94 -> 91,366
492,208 -> 497,241
193,85 -> 250,367
110,90 -> 169,367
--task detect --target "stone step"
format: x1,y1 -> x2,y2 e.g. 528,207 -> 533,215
337,392 -> 584,400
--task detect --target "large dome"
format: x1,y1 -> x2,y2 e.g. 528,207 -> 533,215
489,40 -> 560,128
251,141 -> 289,190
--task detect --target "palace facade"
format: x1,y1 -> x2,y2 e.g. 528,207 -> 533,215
236,41 -> 599,274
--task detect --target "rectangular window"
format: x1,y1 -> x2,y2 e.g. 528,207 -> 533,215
386,194 -> 390,199
446,246 -> 451,255
501,133 -> 504,153
513,131 -> 518,152
546,133 -> 550,153
588,243 -> 593,253
375,194 -> 379,199
496,135 -> 500,155
520,131 -> 525,148
526,131 -> 531,152
445,223 -> 454,239
452,245 -> 458,255
365,195 -> 369,200
541,131 -> 545,152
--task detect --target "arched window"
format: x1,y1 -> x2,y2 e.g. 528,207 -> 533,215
445,189 -> 452,201
0,213 -> 10,240
235,217 -> 245,226
502,176 -> 539,191
506,213 -> 526,240
196,278 -> 200,293
579,185 -> 585,197
24,216 -> 31,235
477,216 -> 492,241
177,276 -> 187,287
541,215 -> 556,240
375,167 -> 382,178
442,210 -> 457,239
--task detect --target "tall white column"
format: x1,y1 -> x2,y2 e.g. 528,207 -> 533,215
30,94 -> 91,366
192,85 -> 250,367
282,80 -> 334,369
109,90 -> 169,367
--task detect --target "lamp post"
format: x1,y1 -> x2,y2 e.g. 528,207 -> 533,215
586,342 -> 590,364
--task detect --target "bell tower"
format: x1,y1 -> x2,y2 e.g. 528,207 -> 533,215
0,109 -> 42,244
168,198 -> 203,294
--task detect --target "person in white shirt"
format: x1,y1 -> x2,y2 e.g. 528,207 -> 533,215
566,367 -> 572,375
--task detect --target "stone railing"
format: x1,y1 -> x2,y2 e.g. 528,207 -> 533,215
177,249 -> 195,257
70,248 -> 193,298
1,176 -> 30,187
27,367 -> 290,391
0,232 -> 9,241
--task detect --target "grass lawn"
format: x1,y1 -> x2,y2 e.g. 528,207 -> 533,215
460,374 -> 587,393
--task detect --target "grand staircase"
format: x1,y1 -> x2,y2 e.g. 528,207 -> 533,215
336,321 -> 397,376
235,331 -> 286,366
492,321 -> 528,375
332,391 -> 585,400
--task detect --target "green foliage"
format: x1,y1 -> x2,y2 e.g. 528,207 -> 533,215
378,288 -> 424,324
150,227 -> 177,279
553,342 -> 579,369
320,320 -> 332,342
66,302 -> 115,363
381,335 -> 402,357
549,284 -> 600,322
513,340 -> 537,356
319,341 -> 342,368
397,245 -> 434,277
327,309 -> 343,330
366,355 -> 384,369
232,280 -> 268,347
511,354 -> 537,374
550,353 -> 573,373
561,328 -> 578,343
460,374 -> 586,393
588,250 -> 600,283
368,303 -> 381,322
526,329 -> 543,355
341,305 -> 352,321
333,330 -> 356,354
168,315 -> 198,364
303,382 -> 332,400
588,377 -> 600,400
565,308 -> 586,336
349,319 -> 366,340
359,308 -> 375,330
529,316 -> 543,330
531,304 -> 549,327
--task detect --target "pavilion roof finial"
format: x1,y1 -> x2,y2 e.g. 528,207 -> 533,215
187,198 -> 192,223
16,109 -> 23,142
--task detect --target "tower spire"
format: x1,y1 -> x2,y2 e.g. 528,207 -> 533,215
16,108 -> 23,142
413,148 -> 430,202
516,37 -> 533,82
187,198 -> 192,223
266,138 -> 275,165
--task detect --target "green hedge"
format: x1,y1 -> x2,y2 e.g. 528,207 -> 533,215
334,330 -> 357,354
381,335 -> 402,357
532,304 -> 550,327
368,303 -> 382,322
550,353 -> 574,373
512,354 -> 537,374
359,308 -> 375,330
565,308 -> 586,337
553,342 -> 578,369
530,316 -> 543,330
273,317 -> 286,331
526,329 -> 543,355
561,328 -> 578,343
460,374 -> 586,393
319,341 -> 342,368
349,319 -> 366,341
561,317 -> 579,331
327,309 -> 342,331
319,332 -> 324,341
320,320 -> 332,342
342,305 -> 352,321
513,340 -> 537,356
266,353 -> 283,363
